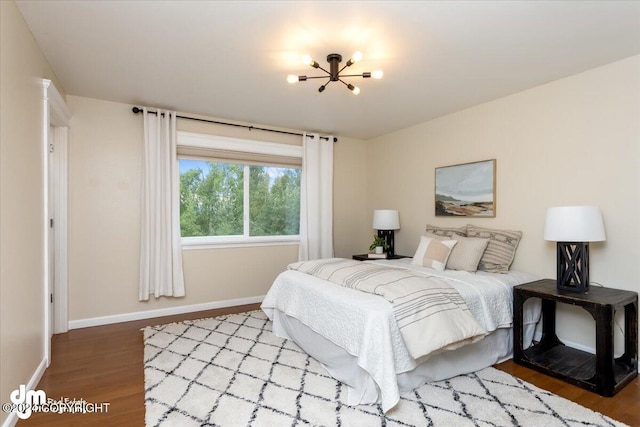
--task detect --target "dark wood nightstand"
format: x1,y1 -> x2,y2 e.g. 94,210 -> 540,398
513,279 -> 638,397
352,254 -> 410,261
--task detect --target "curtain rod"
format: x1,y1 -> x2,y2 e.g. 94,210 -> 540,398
131,107 -> 337,142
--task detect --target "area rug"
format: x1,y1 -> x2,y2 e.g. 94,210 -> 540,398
143,311 -> 626,427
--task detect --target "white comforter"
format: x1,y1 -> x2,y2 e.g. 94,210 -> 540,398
261,258 -> 538,412
287,258 -> 487,361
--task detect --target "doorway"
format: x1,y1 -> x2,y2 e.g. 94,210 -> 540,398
43,80 -> 71,365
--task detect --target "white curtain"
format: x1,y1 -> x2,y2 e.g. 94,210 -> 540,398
298,133 -> 334,261
139,108 -> 185,300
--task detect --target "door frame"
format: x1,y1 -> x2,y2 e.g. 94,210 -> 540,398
42,80 -> 71,365
51,126 -> 69,334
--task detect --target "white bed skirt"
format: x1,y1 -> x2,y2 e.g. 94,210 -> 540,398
266,307 -> 537,407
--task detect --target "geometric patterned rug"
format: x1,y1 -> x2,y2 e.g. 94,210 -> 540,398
143,311 -> 627,427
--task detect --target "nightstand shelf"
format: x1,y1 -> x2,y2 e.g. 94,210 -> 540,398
514,279 -> 638,397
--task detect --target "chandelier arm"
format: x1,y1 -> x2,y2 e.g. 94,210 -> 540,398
338,78 -> 359,94
338,73 -> 371,78
313,64 -> 331,76
318,78 -> 332,93
338,63 -> 351,74
303,75 -> 332,80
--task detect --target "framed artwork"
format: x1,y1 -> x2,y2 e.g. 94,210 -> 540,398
435,159 -> 496,217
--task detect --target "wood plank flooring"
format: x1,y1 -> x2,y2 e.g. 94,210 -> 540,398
21,304 -> 639,426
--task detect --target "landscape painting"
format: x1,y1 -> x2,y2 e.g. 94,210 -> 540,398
435,159 -> 496,217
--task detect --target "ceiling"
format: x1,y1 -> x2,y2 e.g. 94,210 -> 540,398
15,1 -> 640,140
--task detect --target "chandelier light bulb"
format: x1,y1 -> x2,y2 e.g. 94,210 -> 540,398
352,86 -> 361,95
371,70 -> 384,79
302,54 -> 320,68
352,51 -> 363,63
286,75 -> 299,84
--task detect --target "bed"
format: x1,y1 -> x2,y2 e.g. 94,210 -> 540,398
261,226 -> 541,413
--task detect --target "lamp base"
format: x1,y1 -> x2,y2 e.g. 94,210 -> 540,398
556,242 -> 589,293
378,230 -> 395,257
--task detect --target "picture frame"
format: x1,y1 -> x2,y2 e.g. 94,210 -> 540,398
435,159 -> 496,217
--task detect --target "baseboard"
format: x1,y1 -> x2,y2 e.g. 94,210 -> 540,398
68,295 -> 264,330
533,331 -> 640,373
1,358 -> 47,427
532,330 -> 596,353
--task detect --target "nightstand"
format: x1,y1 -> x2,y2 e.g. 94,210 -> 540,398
513,279 -> 638,397
352,254 -> 410,261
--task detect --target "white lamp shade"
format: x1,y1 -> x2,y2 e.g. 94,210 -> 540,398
544,206 -> 606,242
373,210 -> 400,230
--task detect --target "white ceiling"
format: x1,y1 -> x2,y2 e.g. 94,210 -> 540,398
15,1 -> 640,139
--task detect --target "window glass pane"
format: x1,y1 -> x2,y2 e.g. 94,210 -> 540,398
249,166 -> 301,236
179,159 -> 244,237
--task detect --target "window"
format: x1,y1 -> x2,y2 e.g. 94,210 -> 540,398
177,132 -> 302,246
248,165 -> 300,236
180,160 -> 244,237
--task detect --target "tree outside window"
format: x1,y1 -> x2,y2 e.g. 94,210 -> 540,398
179,159 -> 300,238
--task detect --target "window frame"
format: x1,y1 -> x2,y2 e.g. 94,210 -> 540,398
177,131 -> 302,249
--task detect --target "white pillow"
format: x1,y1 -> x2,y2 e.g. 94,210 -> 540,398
424,232 -> 490,272
448,235 -> 490,272
411,235 -> 457,271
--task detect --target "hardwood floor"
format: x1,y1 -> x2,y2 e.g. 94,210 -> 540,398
21,304 -> 638,426
494,361 -> 639,426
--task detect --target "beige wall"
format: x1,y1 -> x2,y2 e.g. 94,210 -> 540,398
0,1 -> 66,423
367,55 -> 640,352
66,95 -> 368,321
333,136 -> 370,257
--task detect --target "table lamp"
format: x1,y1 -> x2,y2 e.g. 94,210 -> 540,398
373,209 -> 400,257
544,206 -> 606,293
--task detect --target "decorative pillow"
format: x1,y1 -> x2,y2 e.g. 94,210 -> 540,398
447,235 -> 490,272
425,224 -> 467,238
411,235 -> 457,271
466,225 -> 522,273
424,232 -> 489,272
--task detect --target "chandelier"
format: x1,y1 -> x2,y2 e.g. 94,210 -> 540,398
287,51 -> 383,95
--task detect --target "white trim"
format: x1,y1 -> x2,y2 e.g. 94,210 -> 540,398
68,295 -> 265,330
533,331 -> 595,353
46,83 -> 71,127
42,81 -> 51,366
532,331 -> 639,372
182,235 -> 300,246
177,131 -> 302,158
243,165 -> 250,233
53,127 -> 69,333
182,240 -> 299,250
1,358 -> 47,427
42,80 -> 71,366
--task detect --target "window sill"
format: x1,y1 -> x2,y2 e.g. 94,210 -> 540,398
181,236 -> 300,250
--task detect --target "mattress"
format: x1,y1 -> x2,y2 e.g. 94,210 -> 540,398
261,258 -> 541,412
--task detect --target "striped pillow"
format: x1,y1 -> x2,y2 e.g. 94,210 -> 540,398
466,225 -> 522,273
425,224 -> 467,238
